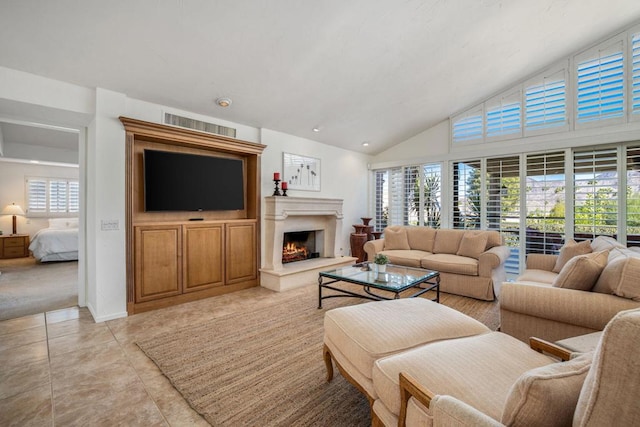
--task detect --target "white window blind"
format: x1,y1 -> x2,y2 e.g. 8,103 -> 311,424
404,166 -> 420,226
452,106 -> 483,143
576,39 -> 625,124
627,145 -> 640,247
525,67 -> 568,132
574,147 -> 619,240
452,160 -> 482,229
26,177 -> 79,216
422,164 -> 441,228
388,168 -> 404,226
525,152 -> 566,255
486,90 -> 521,139
486,156 -> 521,274
632,31 -> 640,118
374,170 -> 388,231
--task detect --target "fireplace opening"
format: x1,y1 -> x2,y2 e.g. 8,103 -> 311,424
282,231 -> 320,264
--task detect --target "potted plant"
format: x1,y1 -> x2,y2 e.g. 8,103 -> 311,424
374,253 -> 389,273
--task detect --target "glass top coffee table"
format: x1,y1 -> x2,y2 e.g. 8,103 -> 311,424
318,262 -> 440,308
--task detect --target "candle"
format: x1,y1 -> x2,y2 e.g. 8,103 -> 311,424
282,181 -> 288,190
274,172 -> 280,181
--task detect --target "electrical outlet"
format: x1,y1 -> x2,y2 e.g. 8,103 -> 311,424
101,220 -> 119,231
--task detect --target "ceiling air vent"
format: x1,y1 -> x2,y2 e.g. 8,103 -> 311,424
164,113 -> 236,138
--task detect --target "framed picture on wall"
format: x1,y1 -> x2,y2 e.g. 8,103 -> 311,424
283,152 -> 321,191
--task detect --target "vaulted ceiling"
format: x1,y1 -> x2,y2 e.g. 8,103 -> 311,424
1,1 -> 640,154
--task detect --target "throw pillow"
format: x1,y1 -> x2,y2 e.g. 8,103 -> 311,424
432,229 -> 464,254
592,256 -> 640,301
552,250 -> 609,291
406,227 -> 436,253
456,232 -> 489,259
383,227 -> 410,250
552,239 -> 592,273
501,352 -> 592,427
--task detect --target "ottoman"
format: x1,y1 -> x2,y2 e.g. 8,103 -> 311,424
323,298 -> 490,406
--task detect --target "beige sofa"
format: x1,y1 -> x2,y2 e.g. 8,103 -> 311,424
363,226 -> 510,301
501,236 -> 640,342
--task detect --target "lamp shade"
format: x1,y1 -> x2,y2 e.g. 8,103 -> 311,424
1,203 -> 25,216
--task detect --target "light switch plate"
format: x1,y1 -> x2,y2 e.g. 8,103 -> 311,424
101,220 -> 119,231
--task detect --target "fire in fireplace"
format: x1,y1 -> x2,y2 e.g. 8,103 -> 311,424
282,231 -> 320,264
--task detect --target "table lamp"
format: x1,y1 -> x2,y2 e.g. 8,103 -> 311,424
2,203 -> 25,235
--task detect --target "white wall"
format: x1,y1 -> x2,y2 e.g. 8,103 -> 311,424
0,66 -> 373,322
0,160 -> 79,236
3,141 -> 78,164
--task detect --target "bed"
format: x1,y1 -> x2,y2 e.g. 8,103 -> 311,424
28,218 -> 79,262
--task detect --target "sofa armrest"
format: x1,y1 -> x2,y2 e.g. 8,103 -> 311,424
363,239 -> 385,261
431,395 -> 504,427
525,253 -> 558,271
501,282 -> 640,331
478,245 -> 511,278
399,372 -> 503,427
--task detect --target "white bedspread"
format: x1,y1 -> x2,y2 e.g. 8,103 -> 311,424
29,228 -> 79,262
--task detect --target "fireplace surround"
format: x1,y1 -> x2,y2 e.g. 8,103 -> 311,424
261,196 -> 356,291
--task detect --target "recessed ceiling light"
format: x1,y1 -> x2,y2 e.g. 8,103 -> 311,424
362,142 -> 370,147
312,127 -> 320,132
216,97 -> 232,107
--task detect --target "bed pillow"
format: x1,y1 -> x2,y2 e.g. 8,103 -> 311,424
48,218 -> 79,229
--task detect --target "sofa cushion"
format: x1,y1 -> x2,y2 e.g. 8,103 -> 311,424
516,269 -> 558,285
384,227 -> 411,250
406,226 -> 437,253
433,229 -> 464,254
324,299 -> 490,382
378,250 -> 427,268
592,256 -> 640,301
457,232 -> 489,259
421,254 -> 478,276
501,352 -> 592,427
552,239 -> 592,273
552,250 -> 609,291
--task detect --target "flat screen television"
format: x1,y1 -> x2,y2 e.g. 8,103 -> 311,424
143,149 -> 244,212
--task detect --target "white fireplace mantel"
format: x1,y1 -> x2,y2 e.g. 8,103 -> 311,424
263,196 -> 344,272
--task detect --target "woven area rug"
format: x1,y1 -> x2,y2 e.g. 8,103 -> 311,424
137,287 -> 499,426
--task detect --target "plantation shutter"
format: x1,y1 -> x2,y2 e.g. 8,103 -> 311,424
422,164 -> 441,228
486,90 -> 521,140
452,160 -> 482,229
525,152 -> 566,254
452,106 -> 483,144
403,166 -> 420,225
486,156 -> 521,274
524,66 -> 568,133
573,147 -> 619,240
626,145 -> 640,247
27,178 -> 47,213
374,171 -> 388,231
575,38 -> 625,125
69,181 -> 80,213
388,168 -> 404,226
632,30 -> 640,119
49,180 -> 68,213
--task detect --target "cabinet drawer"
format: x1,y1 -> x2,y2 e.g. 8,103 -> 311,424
4,238 -> 25,248
4,246 -> 26,257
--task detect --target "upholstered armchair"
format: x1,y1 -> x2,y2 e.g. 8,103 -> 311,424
397,308 -> 640,427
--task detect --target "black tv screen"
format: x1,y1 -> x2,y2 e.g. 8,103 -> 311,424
143,149 -> 244,212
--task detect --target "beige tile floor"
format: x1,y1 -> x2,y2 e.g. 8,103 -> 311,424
0,285 -> 301,427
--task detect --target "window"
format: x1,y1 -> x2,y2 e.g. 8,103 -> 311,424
626,145 -> 640,246
486,90 -> 521,140
573,147 -> 619,240
403,166 -> 420,225
524,66 -> 568,133
452,160 -> 482,229
575,38 -> 625,125
631,29 -> 640,118
422,164 -> 442,228
525,152 -> 566,254
26,177 -> 79,216
374,171 -> 388,231
452,106 -> 483,144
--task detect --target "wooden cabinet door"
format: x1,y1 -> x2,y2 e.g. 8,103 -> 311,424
183,224 -> 224,292
226,221 -> 257,284
134,225 -> 182,302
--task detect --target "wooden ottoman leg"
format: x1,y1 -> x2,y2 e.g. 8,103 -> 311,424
323,343 -> 334,382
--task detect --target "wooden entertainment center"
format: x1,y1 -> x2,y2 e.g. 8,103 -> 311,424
121,117 -> 266,314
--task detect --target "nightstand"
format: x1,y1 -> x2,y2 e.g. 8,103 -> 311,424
0,234 -> 30,259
